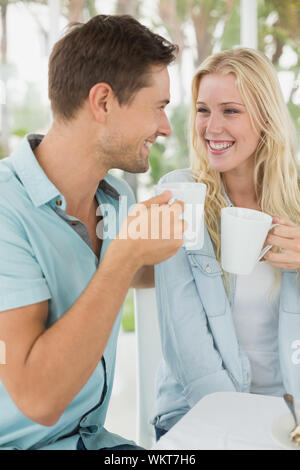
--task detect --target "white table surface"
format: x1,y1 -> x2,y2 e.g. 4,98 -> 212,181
152,392 -> 287,450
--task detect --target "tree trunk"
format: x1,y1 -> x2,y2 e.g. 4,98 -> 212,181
190,5 -> 211,67
271,37 -> 284,65
68,0 -> 85,23
115,0 -> 141,17
159,0 -> 185,102
1,1 -> 7,63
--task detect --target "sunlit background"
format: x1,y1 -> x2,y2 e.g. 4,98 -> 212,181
0,0 -> 299,441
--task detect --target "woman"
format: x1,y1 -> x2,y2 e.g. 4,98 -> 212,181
152,47 -> 300,441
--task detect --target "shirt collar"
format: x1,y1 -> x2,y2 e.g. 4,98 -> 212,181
221,182 -> 233,207
10,134 -> 120,207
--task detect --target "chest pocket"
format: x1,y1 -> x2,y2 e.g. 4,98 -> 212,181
187,252 -> 227,317
281,271 -> 300,314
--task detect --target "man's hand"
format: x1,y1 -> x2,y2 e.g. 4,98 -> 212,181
114,190 -> 186,270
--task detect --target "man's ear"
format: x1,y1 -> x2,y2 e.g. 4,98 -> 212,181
88,82 -> 115,123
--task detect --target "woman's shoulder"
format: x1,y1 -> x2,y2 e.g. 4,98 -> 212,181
158,168 -> 195,184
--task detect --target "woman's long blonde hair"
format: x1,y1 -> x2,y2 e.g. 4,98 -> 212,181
190,47 -> 300,267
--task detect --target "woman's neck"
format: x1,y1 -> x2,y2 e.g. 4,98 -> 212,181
222,171 -> 260,210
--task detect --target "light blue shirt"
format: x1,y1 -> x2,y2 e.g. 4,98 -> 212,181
0,135 -> 136,450
153,168 -> 300,432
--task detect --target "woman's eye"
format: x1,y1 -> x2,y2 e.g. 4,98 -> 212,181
197,108 -> 209,113
224,109 -> 239,114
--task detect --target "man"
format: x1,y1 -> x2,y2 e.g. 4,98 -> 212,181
0,15 -> 184,450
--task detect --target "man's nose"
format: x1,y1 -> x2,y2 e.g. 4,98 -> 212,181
157,111 -> 172,138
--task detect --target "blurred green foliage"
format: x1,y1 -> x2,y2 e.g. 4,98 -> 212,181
11,83 -> 50,136
148,103 -> 190,185
121,289 -> 135,332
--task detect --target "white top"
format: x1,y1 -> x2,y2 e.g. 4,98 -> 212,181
232,261 -> 285,396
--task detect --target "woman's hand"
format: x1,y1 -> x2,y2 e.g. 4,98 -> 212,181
264,216 -> 300,272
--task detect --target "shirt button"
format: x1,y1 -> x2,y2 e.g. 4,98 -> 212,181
56,198 -> 62,206
81,416 -> 87,424
205,264 -> 212,273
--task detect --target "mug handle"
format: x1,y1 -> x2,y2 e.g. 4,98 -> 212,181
257,223 -> 279,261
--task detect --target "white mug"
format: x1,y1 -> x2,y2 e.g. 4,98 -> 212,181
153,182 -> 207,250
221,207 -> 277,275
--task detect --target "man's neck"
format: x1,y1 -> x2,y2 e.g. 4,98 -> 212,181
34,121 -> 108,221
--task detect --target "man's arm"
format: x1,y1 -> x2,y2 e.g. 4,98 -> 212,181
0,192 -> 184,426
0,245 -> 140,426
130,265 -> 154,288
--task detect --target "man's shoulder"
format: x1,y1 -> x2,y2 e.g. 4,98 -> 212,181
158,168 -> 195,184
0,158 -> 32,223
0,158 -> 15,184
0,159 -> 20,207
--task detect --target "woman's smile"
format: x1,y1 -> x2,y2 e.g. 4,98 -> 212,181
206,139 -> 235,155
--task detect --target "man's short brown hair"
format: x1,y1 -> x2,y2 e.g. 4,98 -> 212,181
48,15 -> 178,120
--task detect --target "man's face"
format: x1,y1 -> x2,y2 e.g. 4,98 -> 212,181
99,65 -> 171,173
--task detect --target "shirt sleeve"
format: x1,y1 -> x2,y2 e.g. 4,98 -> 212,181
0,206 -> 51,312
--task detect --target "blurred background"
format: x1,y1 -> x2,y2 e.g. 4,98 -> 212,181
0,0 -> 300,442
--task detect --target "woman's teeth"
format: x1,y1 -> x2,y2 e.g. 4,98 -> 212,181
209,141 -> 234,150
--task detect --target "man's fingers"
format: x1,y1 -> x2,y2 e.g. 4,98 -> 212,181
169,198 -> 185,213
142,190 -> 173,208
141,191 -> 185,215
182,218 -> 188,233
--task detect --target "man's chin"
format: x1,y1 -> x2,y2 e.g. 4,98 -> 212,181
138,161 -> 150,173
117,154 -> 150,174
127,160 -> 149,174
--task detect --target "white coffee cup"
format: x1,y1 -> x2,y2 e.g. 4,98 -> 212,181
221,207 -> 277,275
154,182 -> 207,250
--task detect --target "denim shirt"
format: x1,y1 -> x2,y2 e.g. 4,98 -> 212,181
153,168 -> 300,432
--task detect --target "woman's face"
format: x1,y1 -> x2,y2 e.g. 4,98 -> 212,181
195,73 -> 260,174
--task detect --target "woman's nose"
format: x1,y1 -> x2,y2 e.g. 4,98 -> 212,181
206,113 -> 223,134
